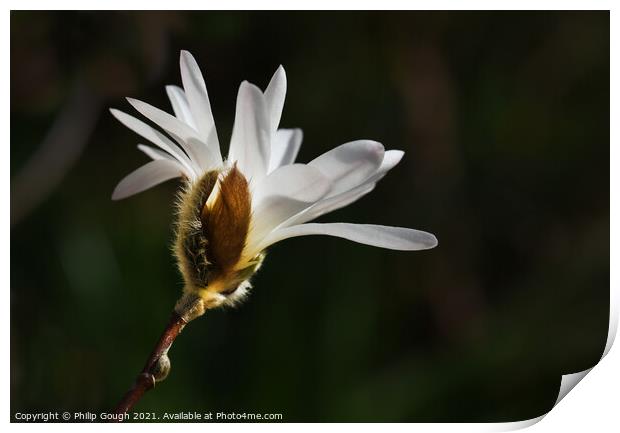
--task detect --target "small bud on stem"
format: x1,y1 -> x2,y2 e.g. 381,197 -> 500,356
112,312 -> 187,418
112,291 -> 221,419
151,353 -> 171,383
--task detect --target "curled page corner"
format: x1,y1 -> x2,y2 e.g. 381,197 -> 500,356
553,368 -> 593,406
491,290 -> 617,431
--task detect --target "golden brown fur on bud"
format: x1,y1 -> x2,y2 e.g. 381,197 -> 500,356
174,170 -> 219,293
173,165 -> 262,316
201,164 -> 251,278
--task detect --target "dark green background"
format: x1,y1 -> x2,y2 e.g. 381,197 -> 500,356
11,11 -> 609,422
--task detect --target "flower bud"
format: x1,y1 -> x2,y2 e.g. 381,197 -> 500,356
150,353 -> 171,383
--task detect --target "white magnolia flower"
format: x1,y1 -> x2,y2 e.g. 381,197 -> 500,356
111,50 -> 437,313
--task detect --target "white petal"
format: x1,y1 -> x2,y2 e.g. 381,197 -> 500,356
179,50 -> 222,161
112,160 -> 184,200
228,81 -> 271,183
137,144 -> 172,161
185,137 -> 220,171
371,150 -> 404,182
268,128 -> 302,172
136,143 -> 211,179
309,140 -> 384,196
298,149 -> 405,223
126,98 -> 214,171
250,195 -> 315,243
126,97 -> 198,142
110,109 -> 197,177
264,65 -> 286,132
257,223 -> 438,252
245,149 -> 411,254
246,164 -> 331,252
314,182 -> 376,216
252,163 -> 331,207
262,149 -> 405,229
283,181 -> 376,227
166,85 -> 196,129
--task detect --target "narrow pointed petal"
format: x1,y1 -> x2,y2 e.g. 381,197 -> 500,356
309,140 -> 385,196
136,144 -> 200,182
179,50 -> 221,161
258,223 -> 438,252
166,85 -> 196,129
228,81 -> 271,183
126,98 -> 215,170
311,182 -> 376,217
264,65 -> 286,132
112,160 -> 184,200
137,144 -> 173,161
127,97 -> 198,143
268,128 -> 303,172
110,109 -> 197,177
282,182 -> 376,228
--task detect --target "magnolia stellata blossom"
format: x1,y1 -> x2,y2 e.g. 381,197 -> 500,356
111,50 -> 437,317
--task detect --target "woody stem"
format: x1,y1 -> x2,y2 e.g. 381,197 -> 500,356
113,312 -> 187,418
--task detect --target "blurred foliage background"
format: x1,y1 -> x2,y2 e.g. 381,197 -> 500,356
10,11 -> 609,422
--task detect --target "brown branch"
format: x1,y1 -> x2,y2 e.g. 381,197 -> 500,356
113,312 -> 187,419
